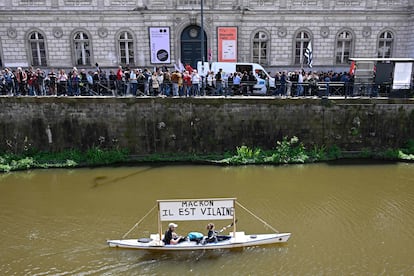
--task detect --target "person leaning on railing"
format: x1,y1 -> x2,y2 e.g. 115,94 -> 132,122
57,69 -> 68,96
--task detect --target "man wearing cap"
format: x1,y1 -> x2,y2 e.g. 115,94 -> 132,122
163,223 -> 185,245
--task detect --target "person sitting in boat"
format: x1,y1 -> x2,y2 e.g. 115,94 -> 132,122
202,222 -> 232,244
205,223 -> 218,243
163,223 -> 186,245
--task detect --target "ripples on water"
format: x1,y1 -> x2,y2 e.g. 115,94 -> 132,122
0,164 -> 413,275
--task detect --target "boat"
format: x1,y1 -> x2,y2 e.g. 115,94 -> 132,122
107,198 -> 291,251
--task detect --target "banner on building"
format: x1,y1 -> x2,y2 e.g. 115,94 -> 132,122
392,62 -> 413,90
149,27 -> 171,64
218,27 -> 237,62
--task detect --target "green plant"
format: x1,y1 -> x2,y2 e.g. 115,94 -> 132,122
85,147 -> 129,165
350,127 -> 359,136
378,148 -> 399,159
265,136 -> 308,164
403,139 -> 414,154
11,157 -> 35,170
308,145 -> 327,161
359,148 -> 373,158
226,145 -> 263,164
327,145 -> 342,160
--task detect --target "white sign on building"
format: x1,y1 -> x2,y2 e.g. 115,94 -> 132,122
393,62 -> 413,90
149,27 -> 171,64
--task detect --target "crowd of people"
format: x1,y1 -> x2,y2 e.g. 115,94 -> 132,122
0,65 -> 203,97
272,70 -> 356,97
0,64 -> 383,97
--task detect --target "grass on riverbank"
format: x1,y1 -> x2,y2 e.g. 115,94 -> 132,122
0,137 -> 413,172
219,137 -> 414,165
0,147 -> 129,173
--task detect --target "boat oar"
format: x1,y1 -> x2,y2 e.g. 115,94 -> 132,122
217,219 -> 238,234
203,219 -> 238,244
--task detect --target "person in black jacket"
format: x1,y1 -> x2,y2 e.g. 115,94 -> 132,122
205,223 -> 218,243
248,71 -> 257,95
163,223 -> 185,245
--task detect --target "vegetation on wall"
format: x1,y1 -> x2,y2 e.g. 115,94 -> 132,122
219,136 -> 343,165
0,147 -> 129,173
0,137 -> 413,173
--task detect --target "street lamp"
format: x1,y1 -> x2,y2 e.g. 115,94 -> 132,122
200,0 -> 205,95
201,0 -> 204,64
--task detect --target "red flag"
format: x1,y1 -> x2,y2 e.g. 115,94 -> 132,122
185,64 -> 193,73
349,61 -> 356,75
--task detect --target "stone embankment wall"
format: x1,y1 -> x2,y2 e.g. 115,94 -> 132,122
0,97 -> 413,154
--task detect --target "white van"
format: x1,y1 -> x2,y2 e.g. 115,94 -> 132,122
197,61 -> 275,94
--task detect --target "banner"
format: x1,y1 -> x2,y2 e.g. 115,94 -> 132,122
149,27 -> 171,64
158,198 -> 235,221
304,41 -> 313,68
392,62 -> 413,90
218,27 -> 237,62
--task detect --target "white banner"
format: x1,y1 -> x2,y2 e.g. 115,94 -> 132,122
158,199 -> 235,221
149,27 -> 171,64
393,62 -> 413,90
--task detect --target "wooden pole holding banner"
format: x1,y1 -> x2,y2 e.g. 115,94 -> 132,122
158,202 -> 162,242
233,198 -> 236,236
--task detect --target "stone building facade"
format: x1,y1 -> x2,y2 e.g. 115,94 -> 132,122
0,0 -> 413,72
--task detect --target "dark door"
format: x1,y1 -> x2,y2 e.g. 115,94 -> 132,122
181,25 -> 207,68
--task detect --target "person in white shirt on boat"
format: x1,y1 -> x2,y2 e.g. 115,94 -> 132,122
163,223 -> 186,245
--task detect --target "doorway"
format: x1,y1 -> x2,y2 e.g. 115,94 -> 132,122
181,25 -> 207,68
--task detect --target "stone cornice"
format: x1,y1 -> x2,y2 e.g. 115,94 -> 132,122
0,9 -> 412,17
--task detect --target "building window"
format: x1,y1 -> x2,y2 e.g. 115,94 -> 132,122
65,0 -> 91,5
177,0 -> 200,5
335,30 -> 353,64
73,31 -> 91,66
20,0 -> 45,5
111,0 -> 133,5
118,31 -> 135,66
252,31 -> 268,65
294,31 -> 311,65
28,31 -> 47,66
378,31 -> 393,58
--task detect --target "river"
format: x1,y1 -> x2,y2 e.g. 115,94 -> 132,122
0,163 -> 413,275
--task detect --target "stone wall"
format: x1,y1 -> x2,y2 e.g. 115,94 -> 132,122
0,97 -> 413,154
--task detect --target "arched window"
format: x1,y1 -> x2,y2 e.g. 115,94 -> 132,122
118,31 -> 135,66
294,31 -> 311,65
28,31 -> 47,66
252,31 -> 268,65
73,31 -> 91,66
378,31 -> 393,58
335,30 -> 353,64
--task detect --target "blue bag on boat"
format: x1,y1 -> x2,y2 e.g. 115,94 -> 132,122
187,232 -> 204,241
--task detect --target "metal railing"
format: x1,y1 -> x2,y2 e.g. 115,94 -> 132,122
270,81 -> 413,98
1,78 -> 413,98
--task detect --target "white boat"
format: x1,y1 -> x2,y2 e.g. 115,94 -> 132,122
107,198 -> 291,251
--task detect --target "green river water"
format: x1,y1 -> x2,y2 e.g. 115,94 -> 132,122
0,163 -> 413,275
